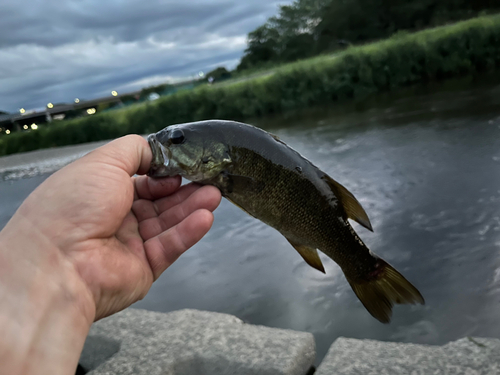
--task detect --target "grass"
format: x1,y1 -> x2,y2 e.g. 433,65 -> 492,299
2,14 -> 500,155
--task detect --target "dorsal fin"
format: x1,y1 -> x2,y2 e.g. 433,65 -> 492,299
322,175 -> 373,231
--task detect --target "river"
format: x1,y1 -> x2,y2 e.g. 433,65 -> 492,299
2,73 -> 500,364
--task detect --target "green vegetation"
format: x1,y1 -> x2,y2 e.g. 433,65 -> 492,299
205,67 -> 232,83
2,14 -> 500,155
238,0 -> 500,71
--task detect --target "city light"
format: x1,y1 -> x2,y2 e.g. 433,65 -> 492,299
31,123 -> 38,130
87,108 -> 96,115
47,103 -> 54,109
75,98 -> 80,103
5,130 -> 10,134
19,108 -> 25,114
23,125 -> 28,130
111,91 -> 118,96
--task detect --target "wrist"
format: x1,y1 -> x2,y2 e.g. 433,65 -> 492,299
0,215 -> 95,375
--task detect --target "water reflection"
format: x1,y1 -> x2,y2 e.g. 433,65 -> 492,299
2,74 -> 500,364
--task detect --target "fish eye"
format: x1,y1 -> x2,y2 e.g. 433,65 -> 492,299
169,129 -> 185,145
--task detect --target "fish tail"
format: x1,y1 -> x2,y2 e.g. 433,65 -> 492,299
346,258 -> 424,323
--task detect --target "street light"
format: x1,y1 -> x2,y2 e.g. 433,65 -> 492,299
47,103 -> 54,109
19,108 -> 25,114
111,91 -> 118,97
23,125 -> 28,130
5,130 -> 10,134
75,98 -> 80,103
31,123 -> 38,130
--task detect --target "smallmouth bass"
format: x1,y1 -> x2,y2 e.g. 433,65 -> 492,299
147,120 -> 424,323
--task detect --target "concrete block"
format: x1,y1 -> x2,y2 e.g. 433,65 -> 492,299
79,308 -> 315,375
316,336 -> 500,375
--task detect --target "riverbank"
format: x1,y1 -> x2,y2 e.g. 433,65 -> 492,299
2,13 -> 500,156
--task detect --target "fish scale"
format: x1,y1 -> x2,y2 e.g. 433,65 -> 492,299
148,120 -> 424,323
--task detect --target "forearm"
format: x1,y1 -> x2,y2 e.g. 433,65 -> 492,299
0,215 -> 94,375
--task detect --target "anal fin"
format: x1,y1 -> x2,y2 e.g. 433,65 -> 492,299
287,238 -> 325,274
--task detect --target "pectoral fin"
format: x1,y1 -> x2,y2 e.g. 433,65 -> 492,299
221,172 -> 265,195
287,238 -> 325,273
323,175 -> 373,231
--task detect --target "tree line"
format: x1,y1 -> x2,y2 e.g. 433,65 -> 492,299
237,0 -> 500,71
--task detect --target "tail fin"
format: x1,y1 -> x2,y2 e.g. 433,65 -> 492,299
347,259 -> 424,323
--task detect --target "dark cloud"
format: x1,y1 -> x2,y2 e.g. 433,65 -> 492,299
0,0 -> 285,112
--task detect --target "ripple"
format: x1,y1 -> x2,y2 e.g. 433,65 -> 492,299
0,140 -> 108,181
291,254 -> 343,289
410,211 -> 461,232
221,217 -> 270,240
390,320 -> 440,343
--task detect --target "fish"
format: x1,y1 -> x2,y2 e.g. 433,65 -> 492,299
147,120 -> 424,323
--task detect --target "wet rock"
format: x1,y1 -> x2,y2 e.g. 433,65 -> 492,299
79,308 -> 315,375
316,336 -> 500,375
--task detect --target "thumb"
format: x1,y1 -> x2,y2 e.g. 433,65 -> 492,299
82,134 -> 153,177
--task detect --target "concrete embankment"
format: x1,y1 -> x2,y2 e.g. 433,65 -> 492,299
80,308 -> 500,375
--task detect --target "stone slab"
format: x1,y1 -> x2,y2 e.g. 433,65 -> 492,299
79,308 -> 315,375
316,336 -> 500,375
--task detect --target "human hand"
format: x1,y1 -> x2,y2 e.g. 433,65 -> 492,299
0,135 -> 221,324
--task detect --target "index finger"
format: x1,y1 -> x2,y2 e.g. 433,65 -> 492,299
134,175 -> 182,201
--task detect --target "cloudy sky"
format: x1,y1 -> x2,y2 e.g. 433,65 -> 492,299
0,0 -> 286,112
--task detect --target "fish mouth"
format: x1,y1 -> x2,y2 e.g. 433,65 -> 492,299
147,134 -> 172,177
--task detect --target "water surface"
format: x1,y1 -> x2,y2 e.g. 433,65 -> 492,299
2,74 -> 500,363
